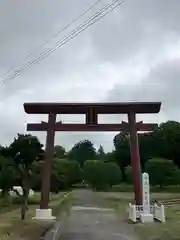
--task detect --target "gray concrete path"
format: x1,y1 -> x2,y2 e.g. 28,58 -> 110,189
59,190 -> 137,240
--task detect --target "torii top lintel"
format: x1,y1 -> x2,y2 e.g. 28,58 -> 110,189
24,102 -> 161,114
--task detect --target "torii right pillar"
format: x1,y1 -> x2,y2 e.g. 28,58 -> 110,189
128,111 -> 142,205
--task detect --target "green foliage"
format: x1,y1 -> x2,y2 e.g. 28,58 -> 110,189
111,183 -> 133,192
2,134 -> 44,220
68,140 -> 96,167
51,159 -> 69,192
83,160 -> 121,190
145,158 -> 180,187
112,120 -> 180,183
8,134 -> 43,166
103,151 -> 116,162
67,160 -> 83,186
110,184 -> 180,193
0,156 -> 16,196
51,158 -> 82,191
54,145 -> 66,158
152,121 -> 180,168
1,119 -> 180,219
107,162 -> 122,186
97,145 -> 105,160
31,161 -> 42,191
113,132 -> 130,181
32,158 -> 83,193
125,166 -> 133,184
138,132 -> 155,170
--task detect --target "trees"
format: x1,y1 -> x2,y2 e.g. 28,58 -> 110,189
1,118 -> 180,217
0,156 -> 16,197
66,160 -> 83,186
54,145 -> 66,158
113,131 -> 156,179
138,132 -> 155,170
51,158 -> 82,191
51,159 -> 69,192
107,162 -> 122,187
32,158 -> 83,193
113,121 -> 180,182
152,121 -> 180,168
113,132 -> 130,181
68,140 -> 96,167
83,160 -> 121,190
97,145 -> 105,160
145,158 -> 180,187
125,166 -> 133,184
5,134 -> 43,220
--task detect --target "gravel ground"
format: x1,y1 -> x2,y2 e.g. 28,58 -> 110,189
59,190 -> 137,240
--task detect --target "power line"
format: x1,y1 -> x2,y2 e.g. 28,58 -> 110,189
0,0 -> 103,78
0,0 -> 124,88
1,0 -> 123,86
13,0 -> 120,72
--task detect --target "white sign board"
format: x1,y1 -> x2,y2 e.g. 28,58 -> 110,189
142,172 -> 150,214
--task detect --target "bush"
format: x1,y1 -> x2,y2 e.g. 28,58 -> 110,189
32,159 -> 83,192
108,183 -> 180,193
145,158 -> 180,188
83,160 -> 121,190
111,183 -> 133,192
125,166 -> 133,184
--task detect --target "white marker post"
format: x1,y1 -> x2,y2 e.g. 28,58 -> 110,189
140,172 -> 154,223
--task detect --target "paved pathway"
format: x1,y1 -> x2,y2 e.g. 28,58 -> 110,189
59,190 -> 137,240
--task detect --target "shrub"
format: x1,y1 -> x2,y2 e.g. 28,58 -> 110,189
125,166 -> 133,184
145,158 -> 180,188
83,160 -> 121,190
32,159 -> 83,192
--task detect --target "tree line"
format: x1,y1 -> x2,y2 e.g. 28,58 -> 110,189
0,120 -> 180,219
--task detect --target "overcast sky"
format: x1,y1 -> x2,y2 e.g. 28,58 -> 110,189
0,0 -> 179,152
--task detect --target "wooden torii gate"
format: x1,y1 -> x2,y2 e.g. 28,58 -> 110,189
24,102 -> 161,219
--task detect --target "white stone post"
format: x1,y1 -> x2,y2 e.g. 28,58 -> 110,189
140,172 -> 154,223
142,172 -> 150,214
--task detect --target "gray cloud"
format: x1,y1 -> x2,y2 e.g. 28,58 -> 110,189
0,0 -> 179,151
106,57 -> 180,123
91,0 -> 180,62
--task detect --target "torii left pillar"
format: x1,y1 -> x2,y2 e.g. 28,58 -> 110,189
128,111 -> 142,205
33,113 -> 57,220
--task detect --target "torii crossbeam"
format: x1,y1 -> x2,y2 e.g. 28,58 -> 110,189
24,102 -> 161,220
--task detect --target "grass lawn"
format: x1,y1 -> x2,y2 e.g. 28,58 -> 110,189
93,191 -> 180,240
0,191 -> 71,240
136,206 -> 180,240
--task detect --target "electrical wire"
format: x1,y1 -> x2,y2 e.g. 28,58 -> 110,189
12,0 -> 121,74
0,0 -> 123,85
0,0 -> 124,88
0,0 -> 103,78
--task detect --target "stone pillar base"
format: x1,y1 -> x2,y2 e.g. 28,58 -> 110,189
32,208 -> 56,220
140,213 -> 154,223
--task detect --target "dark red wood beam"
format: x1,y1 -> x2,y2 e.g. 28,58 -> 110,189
27,122 -> 158,132
41,120 -> 62,125
86,108 -> 98,124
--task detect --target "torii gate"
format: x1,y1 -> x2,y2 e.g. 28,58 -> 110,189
24,102 -> 161,220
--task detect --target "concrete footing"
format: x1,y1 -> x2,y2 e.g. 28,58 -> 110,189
140,213 -> 154,223
32,208 -> 56,220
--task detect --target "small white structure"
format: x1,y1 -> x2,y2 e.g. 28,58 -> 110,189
32,208 -> 56,220
9,186 -> 34,197
32,193 -> 69,220
140,172 -> 154,223
128,203 -> 136,222
128,172 -> 165,223
154,203 -> 165,223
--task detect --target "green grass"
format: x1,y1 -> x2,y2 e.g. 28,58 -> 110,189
0,191 -> 71,240
136,206 -> 180,240
111,184 -> 180,193
92,191 -> 180,240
